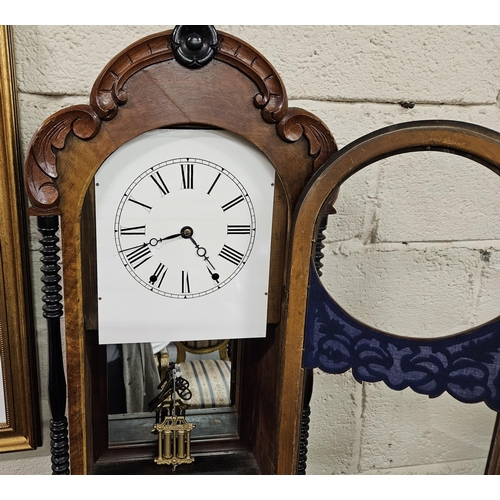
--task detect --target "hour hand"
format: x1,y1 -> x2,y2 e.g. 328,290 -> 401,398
156,233 -> 182,244
119,231 -> 181,253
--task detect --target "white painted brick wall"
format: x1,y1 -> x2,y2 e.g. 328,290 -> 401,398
2,25 -> 499,475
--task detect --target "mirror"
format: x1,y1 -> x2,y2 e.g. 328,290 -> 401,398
107,340 -> 237,446
319,150 -> 500,339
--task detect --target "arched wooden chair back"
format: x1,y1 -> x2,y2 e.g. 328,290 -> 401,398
281,121 -> 500,473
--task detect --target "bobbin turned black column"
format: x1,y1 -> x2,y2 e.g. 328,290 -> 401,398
297,214 -> 328,474
297,368 -> 313,474
38,215 -> 69,475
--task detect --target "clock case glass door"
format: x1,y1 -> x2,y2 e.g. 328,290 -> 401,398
23,26 -> 337,474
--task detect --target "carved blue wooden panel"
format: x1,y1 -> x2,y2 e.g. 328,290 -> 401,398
303,261 -> 500,411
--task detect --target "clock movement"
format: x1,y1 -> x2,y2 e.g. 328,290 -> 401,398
23,25 -> 336,474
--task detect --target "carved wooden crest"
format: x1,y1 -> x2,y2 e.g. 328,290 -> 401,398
25,26 -> 336,216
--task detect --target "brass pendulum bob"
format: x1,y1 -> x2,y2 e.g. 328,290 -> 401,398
151,365 -> 195,470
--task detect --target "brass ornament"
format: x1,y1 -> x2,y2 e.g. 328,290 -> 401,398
150,364 -> 195,470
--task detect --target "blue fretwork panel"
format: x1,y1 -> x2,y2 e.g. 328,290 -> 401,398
303,262 -> 500,411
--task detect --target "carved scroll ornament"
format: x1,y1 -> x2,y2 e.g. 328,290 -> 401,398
24,105 -> 101,215
24,26 -> 336,216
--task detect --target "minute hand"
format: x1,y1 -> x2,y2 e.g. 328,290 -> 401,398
189,236 -> 217,266
148,233 -> 182,247
188,236 -> 207,257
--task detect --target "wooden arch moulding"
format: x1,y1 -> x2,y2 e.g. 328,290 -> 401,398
25,27 -> 334,216
283,120 -> 500,475
23,26 -> 336,475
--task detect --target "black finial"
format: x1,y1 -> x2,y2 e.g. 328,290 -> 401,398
171,25 -> 218,68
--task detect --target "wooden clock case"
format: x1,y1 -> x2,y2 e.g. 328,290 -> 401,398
24,26 -> 336,474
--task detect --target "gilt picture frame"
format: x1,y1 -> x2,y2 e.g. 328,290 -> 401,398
0,25 -> 40,453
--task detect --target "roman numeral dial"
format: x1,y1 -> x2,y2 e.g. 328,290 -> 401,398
227,225 -> 251,235
149,263 -> 167,288
120,225 -> 146,235
222,195 -> 244,212
219,244 -> 244,265
181,163 -> 194,189
151,171 -> 169,195
114,157 -> 257,299
125,245 -> 153,269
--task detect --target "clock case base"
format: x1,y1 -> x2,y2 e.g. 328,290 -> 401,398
24,26 -> 337,474
94,446 -> 260,475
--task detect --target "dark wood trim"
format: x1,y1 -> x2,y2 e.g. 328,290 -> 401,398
486,414 -> 500,474
95,441 -> 259,475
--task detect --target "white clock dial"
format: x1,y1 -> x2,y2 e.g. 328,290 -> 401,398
95,128 -> 275,345
115,158 -> 256,298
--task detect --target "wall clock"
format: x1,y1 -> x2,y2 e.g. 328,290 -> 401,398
95,128 -> 275,344
23,25 -> 336,474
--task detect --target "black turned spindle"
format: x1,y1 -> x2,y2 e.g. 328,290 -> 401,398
38,215 -> 69,475
297,214 -> 328,474
297,368 -> 313,474
314,215 -> 328,278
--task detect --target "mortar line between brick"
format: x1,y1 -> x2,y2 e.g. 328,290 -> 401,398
360,167 -> 383,245
368,455 -> 490,474
328,239 -> 500,251
292,98 -> 499,107
346,380 -> 365,474
20,91 -> 89,98
22,92 -> 500,108
468,258 -> 488,328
